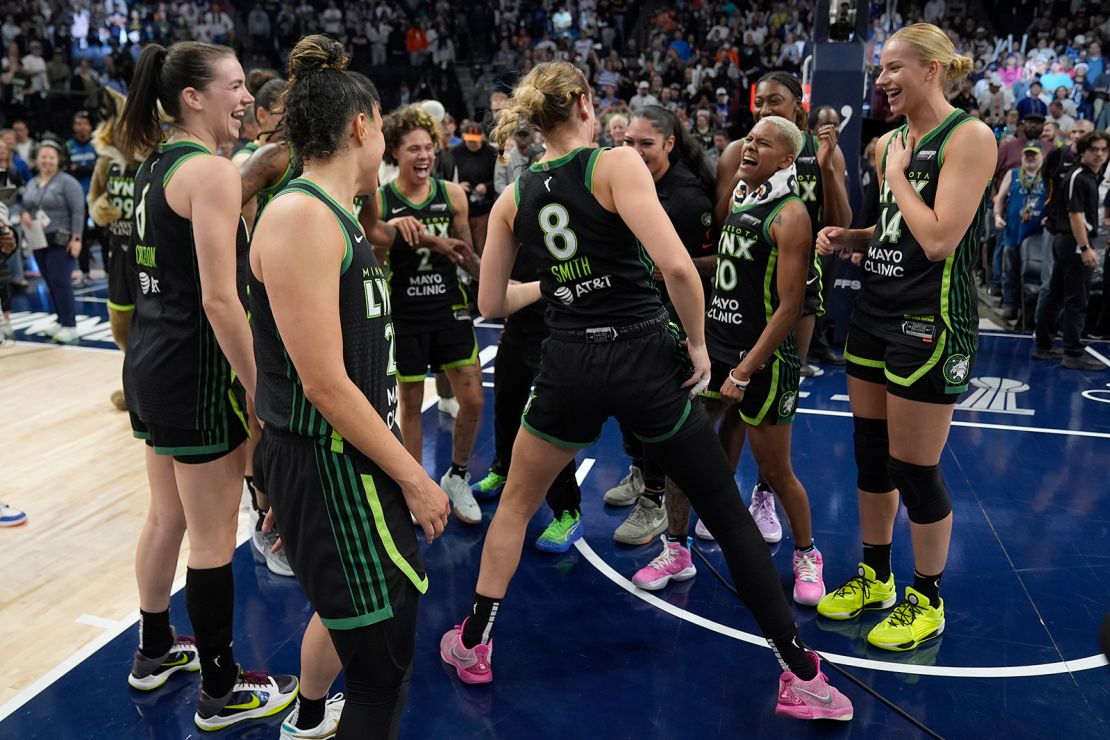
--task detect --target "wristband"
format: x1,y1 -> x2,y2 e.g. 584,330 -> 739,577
728,370 -> 750,390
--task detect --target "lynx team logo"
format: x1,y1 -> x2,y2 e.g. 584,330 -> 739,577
943,354 -> 970,385
779,391 -> 797,417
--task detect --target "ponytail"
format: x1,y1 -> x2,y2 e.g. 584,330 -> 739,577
630,105 -> 715,194
493,61 -> 590,149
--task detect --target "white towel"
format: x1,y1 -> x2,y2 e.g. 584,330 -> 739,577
732,164 -> 799,209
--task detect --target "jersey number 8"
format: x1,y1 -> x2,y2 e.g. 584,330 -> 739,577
538,203 -> 578,260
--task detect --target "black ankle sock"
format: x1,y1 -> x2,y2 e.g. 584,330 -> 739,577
185,564 -> 238,697
461,593 -> 501,649
295,695 -> 326,730
756,474 -> 772,492
862,542 -> 892,583
664,532 -> 685,546
642,487 -> 664,508
138,609 -> 173,658
795,541 -> 816,555
912,570 -> 942,604
768,631 -> 816,680
449,462 -> 468,479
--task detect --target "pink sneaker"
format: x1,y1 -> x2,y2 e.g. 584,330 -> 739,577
792,548 -> 826,606
749,487 -> 782,543
631,536 -> 696,591
439,618 -> 493,685
776,651 -> 853,721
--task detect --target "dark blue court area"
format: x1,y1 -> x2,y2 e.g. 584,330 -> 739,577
2,286 -> 1109,738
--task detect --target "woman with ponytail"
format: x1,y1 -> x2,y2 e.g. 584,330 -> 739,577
439,61 -> 852,723
815,23 -> 996,653
119,41 -> 299,729
250,35 -> 451,739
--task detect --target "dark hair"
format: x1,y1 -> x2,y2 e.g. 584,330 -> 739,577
630,105 -> 715,194
755,71 -> 808,129
283,35 -> 379,163
253,78 -> 287,114
807,105 -> 837,131
119,42 -> 234,156
246,68 -> 280,96
73,110 -> 92,124
1076,130 -> 1110,156
382,105 -> 443,165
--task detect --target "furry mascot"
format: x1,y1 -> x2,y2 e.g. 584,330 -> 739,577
88,87 -> 146,411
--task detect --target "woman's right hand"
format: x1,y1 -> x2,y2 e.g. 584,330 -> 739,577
388,216 -> 425,246
816,225 -> 852,256
682,340 -> 712,398
401,475 -> 452,544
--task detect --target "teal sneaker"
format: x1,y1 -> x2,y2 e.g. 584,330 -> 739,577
535,511 -> 583,553
472,471 -> 507,499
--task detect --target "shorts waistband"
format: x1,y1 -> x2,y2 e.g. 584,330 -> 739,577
547,309 -> 669,344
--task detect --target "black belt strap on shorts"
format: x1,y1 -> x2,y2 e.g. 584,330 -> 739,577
547,309 -> 669,344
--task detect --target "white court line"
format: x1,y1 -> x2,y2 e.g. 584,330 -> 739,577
0,529 -> 253,723
75,614 -> 122,631
797,407 -> 1110,440
1086,345 -> 1110,368
573,539 -> 1109,678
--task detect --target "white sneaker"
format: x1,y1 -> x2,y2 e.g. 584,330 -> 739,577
438,396 -> 460,418
280,694 -> 345,739
603,465 -> 645,507
42,321 -> 62,338
53,326 -> 79,344
613,495 -> 667,545
441,469 -> 481,524
252,526 -> 294,577
694,518 -> 715,541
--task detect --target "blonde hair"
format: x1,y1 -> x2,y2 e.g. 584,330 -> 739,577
756,115 -> 804,158
890,23 -> 974,87
382,104 -> 444,165
492,61 -> 590,148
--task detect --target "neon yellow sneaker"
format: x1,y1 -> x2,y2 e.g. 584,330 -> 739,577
867,587 -> 945,652
471,471 -> 507,499
816,563 -> 896,620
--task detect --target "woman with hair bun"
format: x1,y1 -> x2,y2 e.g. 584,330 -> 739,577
118,41 -> 299,729
439,60 -> 852,723
250,35 -> 451,739
815,23 -> 996,652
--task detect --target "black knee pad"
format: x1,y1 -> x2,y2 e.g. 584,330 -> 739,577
888,458 -> 951,524
853,417 -> 894,493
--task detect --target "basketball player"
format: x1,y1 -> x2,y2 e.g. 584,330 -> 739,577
815,23 -> 996,651
379,105 -> 483,525
232,77 -> 288,231
439,61 -> 852,722
711,71 -> 852,549
118,41 -> 298,728
251,36 -> 452,738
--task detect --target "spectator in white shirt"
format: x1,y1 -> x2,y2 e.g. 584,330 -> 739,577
21,41 -> 47,95
1046,99 -> 1075,132
629,80 -> 659,111
322,0 -> 343,35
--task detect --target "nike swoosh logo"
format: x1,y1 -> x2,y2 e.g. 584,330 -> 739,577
795,687 -> 832,704
391,207 -> 405,214
806,274 -> 819,285
161,654 -> 189,668
355,234 -> 365,243
225,694 -> 262,711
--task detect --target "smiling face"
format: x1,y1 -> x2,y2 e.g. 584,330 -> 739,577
36,145 -> 60,177
752,78 -> 800,124
623,115 -> 673,181
394,127 -> 436,186
875,38 -> 940,115
187,54 -> 253,147
737,119 -> 795,185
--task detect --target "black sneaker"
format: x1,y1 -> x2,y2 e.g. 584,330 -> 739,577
1032,346 -> 1064,360
194,668 -> 299,731
128,629 -> 201,690
1061,354 -> 1106,371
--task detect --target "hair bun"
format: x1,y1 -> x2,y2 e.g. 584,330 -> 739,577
287,34 -> 349,84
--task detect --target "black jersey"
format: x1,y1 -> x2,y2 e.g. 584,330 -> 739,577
380,178 -> 469,332
123,142 -> 249,430
252,178 -> 400,451
656,160 -> 715,310
513,147 -> 661,331
706,194 -> 802,365
105,161 -> 140,248
505,239 -> 548,336
855,110 -> 984,354
794,133 -> 824,238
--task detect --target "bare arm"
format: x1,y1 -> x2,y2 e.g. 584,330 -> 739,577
444,181 -> 481,278
238,142 -> 288,206
254,197 -> 450,541
993,169 -> 1012,227
817,132 -> 853,229
477,187 -> 541,317
884,119 -> 997,261
173,156 -> 257,398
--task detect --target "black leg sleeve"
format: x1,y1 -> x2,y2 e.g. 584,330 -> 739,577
545,462 -> 582,516
491,332 -> 538,474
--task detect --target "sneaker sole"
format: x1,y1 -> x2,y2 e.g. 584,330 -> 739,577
775,704 -> 854,721
453,506 -> 481,525
472,485 -> 504,500
194,686 -> 300,731
439,649 -> 493,685
266,556 -> 295,577
817,593 -> 898,620
793,584 -> 827,607
633,566 -> 696,591
0,518 -> 27,527
613,521 -> 668,546
535,526 -> 582,553
127,660 -> 201,691
868,619 -> 945,652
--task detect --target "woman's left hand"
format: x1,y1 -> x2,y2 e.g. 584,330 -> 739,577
67,238 -> 81,258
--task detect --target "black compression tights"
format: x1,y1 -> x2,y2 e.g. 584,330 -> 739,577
646,416 -> 807,667
327,589 -> 419,740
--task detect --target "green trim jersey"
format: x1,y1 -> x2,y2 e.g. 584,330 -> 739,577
379,178 -> 469,332
706,194 -> 802,365
794,133 -> 824,238
256,142 -> 301,217
513,147 -> 661,331
855,110 -> 984,353
105,161 -> 140,249
123,142 -> 249,430
251,178 -> 400,452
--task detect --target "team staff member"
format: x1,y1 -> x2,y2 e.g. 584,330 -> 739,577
379,105 -> 483,525
118,41 -> 298,728
251,36 -> 452,739
439,61 -> 852,722
815,24 -> 997,652
713,71 -> 852,543
1034,130 -> 1109,371
606,105 -> 717,548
